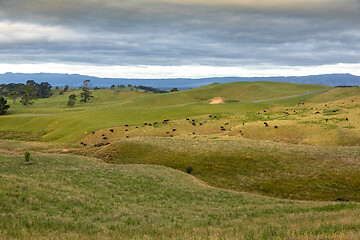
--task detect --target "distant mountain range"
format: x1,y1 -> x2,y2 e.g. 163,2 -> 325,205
0,72 -> 359,89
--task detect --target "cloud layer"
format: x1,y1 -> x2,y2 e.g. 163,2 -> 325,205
0,0 -> 359,76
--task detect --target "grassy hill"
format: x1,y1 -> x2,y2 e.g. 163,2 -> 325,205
1,147 -> 360,239
0,82 -> 333,143
1,82 -> 360,238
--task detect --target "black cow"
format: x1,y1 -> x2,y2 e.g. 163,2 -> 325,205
110,129 -> 114,133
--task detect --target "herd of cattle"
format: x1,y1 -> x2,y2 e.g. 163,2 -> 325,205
80,101 -> 351,147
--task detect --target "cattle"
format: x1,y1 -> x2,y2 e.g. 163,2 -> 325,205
103,137 -> 108,140
243,123 -> 245,125
325,119 -> 328,122
213,116 -> 217,118
166,132 -> 170,134
192,132 -> 195,135
173,129 -> 176,131
225,123 -> 229,125
110,129 -> 114,133
135,126 -> 138,128
125,124 -> 128,127
148,124 -> 152,126
263,110 -> 267,113
144,123 -> 148,125
102,134 -> 105,136
221,128 -> 225,131
170,135 -> 173,137
92,131 -> 95,134
199,123 -> 203,125
154,122 -> 158,125
274,126 -> 278,129
209,115 -> 212,118
126,136 -> 129,138
83,143 -> 87,146
192,123 -> 196,126
192,119 -> 195,122
186,118 -> 190,120
315,111 -> 320,114
80,142 -> 84,145
264,122 -> 268,127
125,129 -> 128,131
346,117 -> 349,121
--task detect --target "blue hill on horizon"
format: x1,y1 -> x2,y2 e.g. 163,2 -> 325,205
0,72 -> 359,89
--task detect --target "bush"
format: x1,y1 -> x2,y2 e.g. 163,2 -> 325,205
24,151 -> 31,162
186,166 -> 193,174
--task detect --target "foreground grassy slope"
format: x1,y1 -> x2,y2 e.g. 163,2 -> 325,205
1,151 -> 360,239
86,137 -> 360,202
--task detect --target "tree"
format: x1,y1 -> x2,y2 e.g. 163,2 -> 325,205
170,88 -> 178,92
80,80 -> 93,103
64,85 -> 69,92
7,91 -> 20,105
0,97 -> 10,115
67,94 -> 77,107
20,85 -> 37,106
38,82 -> 52,98
110,84 -> 116,89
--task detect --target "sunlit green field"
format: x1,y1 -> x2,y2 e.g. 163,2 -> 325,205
1,81 -> 360,239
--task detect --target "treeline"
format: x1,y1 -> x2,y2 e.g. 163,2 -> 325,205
137,85 -> 168,93
0,80 -> 52,98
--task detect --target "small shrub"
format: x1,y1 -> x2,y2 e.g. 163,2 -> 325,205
186,166 -> 193,174
24,151 -> 31,162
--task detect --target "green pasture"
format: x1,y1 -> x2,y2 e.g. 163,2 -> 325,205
1,151 -> 360,239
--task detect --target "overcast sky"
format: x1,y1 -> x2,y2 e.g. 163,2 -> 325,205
0,0 -> 359,78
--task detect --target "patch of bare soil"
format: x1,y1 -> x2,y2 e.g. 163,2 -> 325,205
209,97 -> 225,104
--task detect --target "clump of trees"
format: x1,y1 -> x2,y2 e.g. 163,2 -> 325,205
0,97 -> 10,115
137,85 -> 168,93
0,80 -> 53,107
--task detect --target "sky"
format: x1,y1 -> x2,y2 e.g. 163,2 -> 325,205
0,0 -> 359,78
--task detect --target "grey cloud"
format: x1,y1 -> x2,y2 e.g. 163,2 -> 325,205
0,0 -> 359,67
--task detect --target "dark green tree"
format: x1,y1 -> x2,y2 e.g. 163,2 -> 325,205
67,94 -> 77,107
7,91 -> 20,105
80,80 -> 93,103
64,85 -> 69,92
20,85 -> 37,106
170,88 -> 179,92
0,97 -> 10,115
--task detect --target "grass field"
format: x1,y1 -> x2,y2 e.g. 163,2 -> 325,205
1,150 -> 360,239
1,81 -> 360,238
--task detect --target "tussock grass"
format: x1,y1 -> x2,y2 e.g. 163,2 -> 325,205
1,153 -> 360,239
